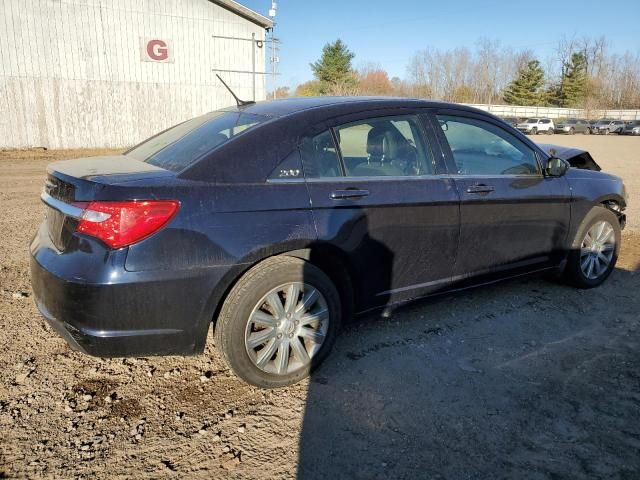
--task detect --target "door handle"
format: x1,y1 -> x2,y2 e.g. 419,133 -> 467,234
466,184 -> 495,194
330,189 -> 370,200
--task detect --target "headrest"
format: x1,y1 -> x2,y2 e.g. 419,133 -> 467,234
366,125 -> 402,159
366,126 -> 389,157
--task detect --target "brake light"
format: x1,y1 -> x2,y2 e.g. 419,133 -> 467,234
75,200 -> 180,249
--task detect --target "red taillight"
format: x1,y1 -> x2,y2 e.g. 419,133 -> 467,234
75,200 -> 180,249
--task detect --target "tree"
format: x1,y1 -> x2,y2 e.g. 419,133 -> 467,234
561,52 -> 588,107
356,63 -> 393,95
503,60 -> 546,106
294,80 -> 323,97
267,86 -> 290,100
310,39 -> 357,94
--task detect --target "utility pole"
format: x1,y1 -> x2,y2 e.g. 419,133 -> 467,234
268,1 -> 279,98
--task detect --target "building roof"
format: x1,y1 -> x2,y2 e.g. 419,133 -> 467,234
211,0 -> 273,28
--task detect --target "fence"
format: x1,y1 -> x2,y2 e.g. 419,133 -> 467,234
463,104 -> 640,121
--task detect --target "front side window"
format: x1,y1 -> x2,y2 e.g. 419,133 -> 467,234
437,115 -> 541,176
334,115 -> 434,177
126,111 -> 267,172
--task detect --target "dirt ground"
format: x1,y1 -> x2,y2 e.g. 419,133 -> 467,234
1,137 -> 639,479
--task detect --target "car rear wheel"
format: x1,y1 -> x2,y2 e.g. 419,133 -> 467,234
547,127 -> 554,135
214,256 -> 341,388
569,127 -> 575,135
564,206 -> 621,288
531,127 -> 537,135
585,128 -> 591,135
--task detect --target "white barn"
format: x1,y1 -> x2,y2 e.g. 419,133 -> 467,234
0,0 -> 273,149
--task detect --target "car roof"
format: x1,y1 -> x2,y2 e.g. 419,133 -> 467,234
221,96 -> 486,119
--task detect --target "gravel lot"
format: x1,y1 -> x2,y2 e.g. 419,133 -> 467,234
1,136 -> 639,479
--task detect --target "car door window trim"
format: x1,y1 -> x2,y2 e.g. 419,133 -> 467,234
434,112 -> 544,176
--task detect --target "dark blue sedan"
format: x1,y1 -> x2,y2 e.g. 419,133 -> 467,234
30,97 -> 627,388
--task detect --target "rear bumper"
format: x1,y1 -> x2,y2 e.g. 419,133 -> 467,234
29,224 -> 229,357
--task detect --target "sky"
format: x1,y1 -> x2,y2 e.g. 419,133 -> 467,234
239,0 -> 640,91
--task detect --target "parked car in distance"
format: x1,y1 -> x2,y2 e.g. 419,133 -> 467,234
516,117 -> 555,135
593,119 -> 626,134
619,120 -> 640,136
554,118 -> 592,135
30,97 -> 628,388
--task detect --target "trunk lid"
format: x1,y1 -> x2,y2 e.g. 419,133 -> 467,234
42,155 -> 175,251
48,155 -> 174,183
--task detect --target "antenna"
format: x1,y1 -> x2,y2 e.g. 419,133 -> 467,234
215,74 -> 255,107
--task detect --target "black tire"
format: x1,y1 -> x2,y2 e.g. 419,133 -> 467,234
531,127 -> 537,135
563,206 -> 621,288
585,128 -> 591,135
569,127 -> 575,135
214,256 -> 341,388
547,127 -> 554,135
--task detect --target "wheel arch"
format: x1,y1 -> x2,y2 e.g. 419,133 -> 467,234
599,196 -> 626,228
205,242 -> 356,344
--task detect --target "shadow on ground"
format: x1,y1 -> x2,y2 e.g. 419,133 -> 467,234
298,263 -> 640,479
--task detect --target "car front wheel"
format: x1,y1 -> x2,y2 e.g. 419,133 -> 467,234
214,256 -> 341,388
564,206 -> 621,288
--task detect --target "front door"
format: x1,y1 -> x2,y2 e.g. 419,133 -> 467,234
301,113 -> 460,312
432,112 -> 571,281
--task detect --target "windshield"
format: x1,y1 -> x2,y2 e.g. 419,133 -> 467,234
525,119 -> 538,123
126,111 -> 267,172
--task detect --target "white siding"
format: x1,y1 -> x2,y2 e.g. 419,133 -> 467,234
0,0 -> 268,148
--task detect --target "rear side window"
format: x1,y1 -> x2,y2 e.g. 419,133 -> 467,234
437,115 -> 540,175
126,112 -> 267,172
335,115 -> 433,177
300,130 -> 342,178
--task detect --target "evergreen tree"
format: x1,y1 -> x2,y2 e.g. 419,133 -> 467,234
310,39 -> 357,94
503,60 -> 546,106
560,52 -> 588,107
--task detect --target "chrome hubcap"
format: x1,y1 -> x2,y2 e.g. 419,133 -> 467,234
580,220 -> 615,280
245,283 -> 329,375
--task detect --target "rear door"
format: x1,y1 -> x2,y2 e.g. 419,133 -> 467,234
301,111 -> 460,312
430,110 -> 571,282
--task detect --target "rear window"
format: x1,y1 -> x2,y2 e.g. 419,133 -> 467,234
126,111 -> 267,172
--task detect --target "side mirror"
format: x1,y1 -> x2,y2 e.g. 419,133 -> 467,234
546,157 -> 569,177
